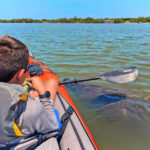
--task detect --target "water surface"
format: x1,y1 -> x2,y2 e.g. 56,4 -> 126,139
0,23 -> 150,150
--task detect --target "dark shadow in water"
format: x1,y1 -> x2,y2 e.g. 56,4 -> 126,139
65,81 -> 127,107
92,94 -> 126,106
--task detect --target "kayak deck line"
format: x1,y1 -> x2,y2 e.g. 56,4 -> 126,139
57,93 -> 86,150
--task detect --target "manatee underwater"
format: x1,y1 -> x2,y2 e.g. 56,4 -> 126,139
65,80 -> 150,117
64,80 -> 150,150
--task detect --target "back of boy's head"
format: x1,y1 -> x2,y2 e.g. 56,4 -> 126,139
0,35 -> 29,82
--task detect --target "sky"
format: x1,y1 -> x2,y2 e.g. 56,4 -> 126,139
0,0 -> 150,19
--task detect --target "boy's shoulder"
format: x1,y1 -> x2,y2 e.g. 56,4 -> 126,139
0,82 -> 25,106
0,82 -> 25,98
0,82 -> 26,138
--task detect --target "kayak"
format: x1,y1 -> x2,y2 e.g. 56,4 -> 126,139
26,56 -> 99,150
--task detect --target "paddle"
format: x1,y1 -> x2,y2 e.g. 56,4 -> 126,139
59,66 -> 138,85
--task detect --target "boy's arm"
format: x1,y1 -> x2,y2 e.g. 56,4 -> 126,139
34,97 -> 58,133
17,97 -> 58,135
18,76 -> 58,134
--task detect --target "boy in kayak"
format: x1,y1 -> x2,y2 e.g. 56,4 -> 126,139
0,35 -> 59,149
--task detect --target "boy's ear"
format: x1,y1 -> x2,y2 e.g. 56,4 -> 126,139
16,69 -> 25,80
9,69 -> 26,84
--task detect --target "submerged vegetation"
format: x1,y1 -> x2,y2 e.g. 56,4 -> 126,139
1,17 -> 150,23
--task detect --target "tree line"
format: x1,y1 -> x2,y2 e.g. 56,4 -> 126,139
0,17 -> 150,23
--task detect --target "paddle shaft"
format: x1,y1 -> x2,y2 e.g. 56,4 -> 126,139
59,77 -> 100,85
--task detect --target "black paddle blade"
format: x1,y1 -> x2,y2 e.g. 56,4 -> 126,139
99,66 -> 138,84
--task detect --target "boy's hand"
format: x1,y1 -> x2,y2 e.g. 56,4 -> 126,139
26,77 -> 46,95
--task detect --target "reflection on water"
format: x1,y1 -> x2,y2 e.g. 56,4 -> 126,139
0,23 -> 150,150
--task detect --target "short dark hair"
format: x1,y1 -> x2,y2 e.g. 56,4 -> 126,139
0,35 -> 29,82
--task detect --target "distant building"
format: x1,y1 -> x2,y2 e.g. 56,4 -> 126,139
102,20 -> 114,23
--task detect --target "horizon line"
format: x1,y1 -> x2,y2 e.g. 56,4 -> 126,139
0,16 -> 150,20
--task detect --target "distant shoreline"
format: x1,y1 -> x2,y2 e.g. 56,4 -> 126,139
0,17 -> 150,23
0,22 -> 150,24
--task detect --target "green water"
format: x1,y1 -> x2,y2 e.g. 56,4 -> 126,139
0,23 -> 150,150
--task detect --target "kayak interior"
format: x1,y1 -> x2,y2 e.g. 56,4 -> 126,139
54,92 -> 97,150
